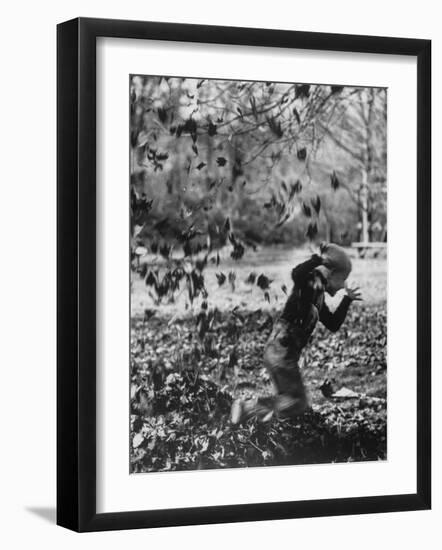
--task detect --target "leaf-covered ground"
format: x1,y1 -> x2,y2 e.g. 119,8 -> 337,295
130,301 -> 387,473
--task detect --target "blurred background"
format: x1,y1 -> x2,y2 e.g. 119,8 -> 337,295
130,76 -> 387,250
130,76 -> 387,315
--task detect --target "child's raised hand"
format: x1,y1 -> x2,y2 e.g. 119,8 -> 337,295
345,284 -> 362,301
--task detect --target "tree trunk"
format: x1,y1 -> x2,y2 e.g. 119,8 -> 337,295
361,168 -> 369,243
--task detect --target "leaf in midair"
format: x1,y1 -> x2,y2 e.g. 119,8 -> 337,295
159,243 -> 171,258
257,273 -> 272,290
264,192 -> 276,208
183,118 -> 198,142
297,147 -> 307,161
183,241 -> 192,257
276,212 -> 291,227
245,272 -> 257,285
266,116 -> 283,138
330,171 -> 340,190
291,179 -> 302,197
156,151 -> 169,161
217,156 -> 227,167
216,272 -> 226,286
264,291 -> 270,303
331,85 -> 344,95
281,284 -> 288,295
306,222 -> 318,240
295,84 -> 310,99
223,217 -> 231,233
249,96 -> 258,118
230,241 -> 245,261
302,202 -> 312,217
157,107 -> 168,123
192,143 -> 199,156
145,270 -> 158,287
228,270 -> 236,292
207,122 -> 217,137
196,162 -> 206,170
293,107 -> 301,125
311,196 -> 321,215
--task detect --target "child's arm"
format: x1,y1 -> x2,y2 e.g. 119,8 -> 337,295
319,295 -> 352,332
291,254 -> 322,287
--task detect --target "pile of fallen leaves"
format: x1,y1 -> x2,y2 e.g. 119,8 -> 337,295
130,303 -> 387,473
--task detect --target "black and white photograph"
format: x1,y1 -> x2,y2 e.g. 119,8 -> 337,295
129,75 -> 387,473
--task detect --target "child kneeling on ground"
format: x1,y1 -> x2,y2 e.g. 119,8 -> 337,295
231,243 -> 361,424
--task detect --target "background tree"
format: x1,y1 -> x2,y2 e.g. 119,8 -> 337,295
129,76 -> 387,308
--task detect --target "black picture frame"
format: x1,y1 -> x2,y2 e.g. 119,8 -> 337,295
57,17 -> 431,532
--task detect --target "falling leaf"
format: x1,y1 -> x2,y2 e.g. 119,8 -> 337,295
330,171 -> 340,190
208,122 -> 217,136
257,274 -> 272,290
291,180 -> 302,197
216,272 -> 226,286
245,272 -> 257,285
302,203 -> 312,217
297,147 -> 307,161
159,243 -> 171,258
266,116 -> 283,138
157,107 -> 168,123
311,196 -> 321,215
183,241 -> 192,257
228,271 -> 236,292
306,222 -> 318,240
331,85 -> 344,94
295,84 -> 310,99
217,157 -> 227,167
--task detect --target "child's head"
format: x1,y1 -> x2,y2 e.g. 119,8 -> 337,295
316,243 -> 352,296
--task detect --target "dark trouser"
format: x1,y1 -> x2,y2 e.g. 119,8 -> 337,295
242,320 -> 308,421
